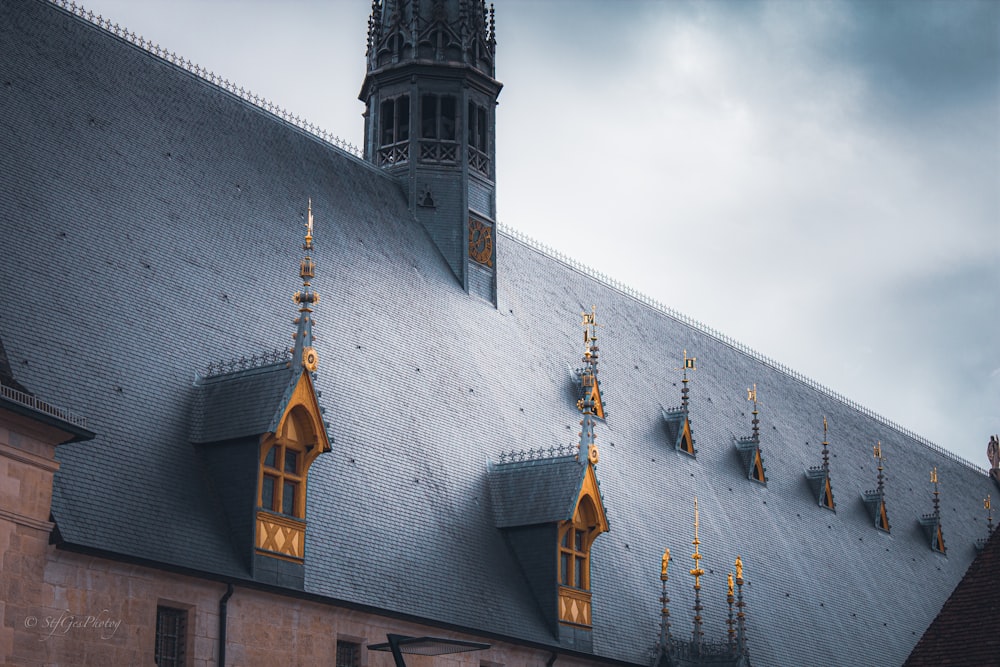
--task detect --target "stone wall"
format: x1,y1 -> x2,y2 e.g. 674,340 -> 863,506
0,406 -> 609,667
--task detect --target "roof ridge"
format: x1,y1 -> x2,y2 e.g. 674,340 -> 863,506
497,222 -> 986,476
47,0 -> 365,161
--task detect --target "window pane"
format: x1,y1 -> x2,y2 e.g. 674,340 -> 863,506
561,530 -> 569,548
398,95 -> 410,142
284,449 -> 299,474
467,101 -> 475,145
261,475 -> 276,511
476,106 -> 487,150
282,480 -> 297,515
441,96 -> 456,140
576,556 -> 585,589
574,529 -> 583,552
336,641 -> 360,667
560,552 -> 570,585
380,99 -> 395,146
421,94 -> 437,138
155,606 -> 187,667
263,446 -> 276,469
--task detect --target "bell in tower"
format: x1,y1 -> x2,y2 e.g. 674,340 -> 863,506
360,0 -> 502,304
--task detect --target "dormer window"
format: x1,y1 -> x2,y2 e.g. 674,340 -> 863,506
260,439 -> 304,517
559,497 -> 599,591
258,405 -> 316,519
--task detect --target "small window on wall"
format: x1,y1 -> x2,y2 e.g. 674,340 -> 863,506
380,95 -> 410,146
467,101 -> 488,152
421,94 -> 456,140
336,640 -> 362,667
155,606 -> 187,667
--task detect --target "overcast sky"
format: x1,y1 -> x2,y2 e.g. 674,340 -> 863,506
74,0 -> 999,468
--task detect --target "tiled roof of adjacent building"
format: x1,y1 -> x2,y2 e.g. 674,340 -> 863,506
1,1 -> 996,665
904,527 -> 1000,666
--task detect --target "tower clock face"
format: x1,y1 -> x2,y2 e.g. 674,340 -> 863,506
468,218 -> 494,267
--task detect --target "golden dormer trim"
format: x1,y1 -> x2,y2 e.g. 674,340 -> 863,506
679,417 -> 694,455
557,462 -> 609,628
256,371 -> 330,562
751,449 -> 765,483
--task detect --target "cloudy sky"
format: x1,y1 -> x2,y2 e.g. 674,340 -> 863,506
75,0 -> 999,467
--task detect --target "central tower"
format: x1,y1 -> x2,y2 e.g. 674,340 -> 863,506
360,0 -> 502,303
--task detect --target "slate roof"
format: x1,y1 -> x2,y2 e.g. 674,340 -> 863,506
190,363 -> 297,444
488,456 -> 589,528
904,526 -> 1000,665
2,2 -> 998,665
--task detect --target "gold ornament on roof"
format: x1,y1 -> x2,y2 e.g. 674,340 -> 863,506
661,547 -> 670,580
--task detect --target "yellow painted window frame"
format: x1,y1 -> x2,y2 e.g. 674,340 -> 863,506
257,401 -> 325,520
557,494 -> 603,591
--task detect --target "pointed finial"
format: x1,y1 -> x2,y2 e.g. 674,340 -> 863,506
821,416 -> 831,471
661,547 -> 670,580
986,495 -> 994,534
728,572 -> 735,597
690,497 -> 705,648
746,384 -> 760,442
305,198 -> 314,247
735,555 -> 743,583
576,306 -> 604,423
931,467 -> 941,518
292,201 -> 320,373
679,350 -> 696,411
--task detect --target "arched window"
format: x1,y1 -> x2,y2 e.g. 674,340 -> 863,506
558,495 -> 600,590
258,406 -> 315,519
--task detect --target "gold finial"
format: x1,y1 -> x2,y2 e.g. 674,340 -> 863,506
728,572 -> 734,597
306,198 -> 314,245
746,384 -> 757,404
684,349 -> 696,371
735,555 -> 743,582
661,548 -> 670,580
823,416 -> 828,438
873,441 -> 882,461
986,495 -> 992,511
690,497 -> 704,586
581,306 -> 598,351
930,467 -> 938,484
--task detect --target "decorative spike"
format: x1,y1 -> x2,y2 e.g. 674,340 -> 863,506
735,556 -> 748,656
291,201 -> 319,373
726,572 -> 735,650
931,467 -> 940,518
689,498 -> 705,652
657,547 -> 672,657
821,416 -> 830,472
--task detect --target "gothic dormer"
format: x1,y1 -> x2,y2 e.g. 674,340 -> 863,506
662,351 -> 696,457
190,202 -> 332,587
360,0 -> 502,303
487,321 -> 610,650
